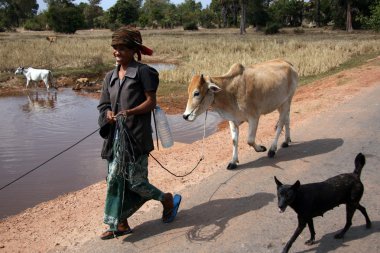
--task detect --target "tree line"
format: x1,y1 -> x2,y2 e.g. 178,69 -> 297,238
0,0 -> 379,34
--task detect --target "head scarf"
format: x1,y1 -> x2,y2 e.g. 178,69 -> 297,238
111,26 -> 153,61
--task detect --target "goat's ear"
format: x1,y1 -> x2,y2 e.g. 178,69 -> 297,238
274,176 -> 282,187
291,180 -> 301,190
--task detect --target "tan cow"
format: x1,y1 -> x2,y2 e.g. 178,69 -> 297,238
46,36 -> 57,44
183,59 -> 298,169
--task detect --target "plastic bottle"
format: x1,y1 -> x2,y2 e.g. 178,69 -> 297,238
154,106 -> 174,148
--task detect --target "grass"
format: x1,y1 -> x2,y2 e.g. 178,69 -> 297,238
1,28 -> 380,101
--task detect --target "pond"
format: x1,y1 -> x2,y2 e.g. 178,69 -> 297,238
0,89 -> 222,219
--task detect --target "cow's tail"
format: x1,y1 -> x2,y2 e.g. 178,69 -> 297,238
353,153 -> 366,178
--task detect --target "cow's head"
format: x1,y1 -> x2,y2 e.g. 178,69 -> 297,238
183,74 -> 221,121
14,67 -> 24,75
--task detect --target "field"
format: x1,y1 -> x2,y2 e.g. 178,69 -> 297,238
1,27 -> 380,103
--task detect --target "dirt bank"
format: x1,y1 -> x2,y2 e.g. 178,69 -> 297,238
0,56 -> 380,252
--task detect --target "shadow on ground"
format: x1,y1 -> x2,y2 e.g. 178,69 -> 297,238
295,221 -> 379,253
123,192 -> 274,243
237,138 -> 344,170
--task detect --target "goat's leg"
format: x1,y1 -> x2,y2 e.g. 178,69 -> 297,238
247,116 -> 266,152
227,121 -> 239,170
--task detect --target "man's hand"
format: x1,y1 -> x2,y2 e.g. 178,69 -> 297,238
116,110 -> 128,117
106,110 -> 116,122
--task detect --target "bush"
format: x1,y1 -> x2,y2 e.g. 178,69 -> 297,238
265,23 -> 280,34
183,22 -> 198,30
24,19 -> 44,31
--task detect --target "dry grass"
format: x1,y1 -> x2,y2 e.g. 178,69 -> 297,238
1,28 -> 380,90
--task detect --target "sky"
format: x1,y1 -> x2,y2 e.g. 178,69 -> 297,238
36,0 -> 212,12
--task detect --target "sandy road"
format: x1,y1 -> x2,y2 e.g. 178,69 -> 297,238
1,57 -> 380,253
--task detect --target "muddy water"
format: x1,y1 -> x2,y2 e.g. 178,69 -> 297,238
0,89 -> 222,219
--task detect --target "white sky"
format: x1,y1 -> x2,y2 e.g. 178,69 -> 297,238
36,0 -> 212,12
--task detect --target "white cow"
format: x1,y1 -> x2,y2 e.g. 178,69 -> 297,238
183,59 -> 298,169
15,67 -> 54,91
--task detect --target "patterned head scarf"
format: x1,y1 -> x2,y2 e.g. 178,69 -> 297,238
111,26 -> 153,61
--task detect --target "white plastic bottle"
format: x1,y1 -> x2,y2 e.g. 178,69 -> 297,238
154,106 -> 174,148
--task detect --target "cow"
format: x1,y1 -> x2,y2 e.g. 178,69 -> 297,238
46,36 -> 57,44
183,59 -> 298,170
15,67 -> 54,91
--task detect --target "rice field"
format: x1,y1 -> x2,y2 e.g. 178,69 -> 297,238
1,28 -> 380,95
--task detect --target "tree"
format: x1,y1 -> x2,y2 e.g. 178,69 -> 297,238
139,0 -> 176,28
108,0 -> 141,28
247,0 -> 269,31
239,0 -> 247,34
46,0 -> 84,33
331,0 -> 372,31
82,0 -> 103,28
358,0 -> 380,31
0,0 -> 38,28
177,0 -> 202,27
268,0 -> 303,27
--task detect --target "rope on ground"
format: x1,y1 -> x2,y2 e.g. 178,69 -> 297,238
0,127 -> 100,192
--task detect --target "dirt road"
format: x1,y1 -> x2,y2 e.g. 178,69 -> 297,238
1,57 -> 380,252
74,74 -> 380,253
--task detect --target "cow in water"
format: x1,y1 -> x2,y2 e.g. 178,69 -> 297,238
183,59 -> 298,169
15,67 -> 54,91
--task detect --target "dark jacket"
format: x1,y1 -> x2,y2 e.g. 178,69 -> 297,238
98,60 -> 159,161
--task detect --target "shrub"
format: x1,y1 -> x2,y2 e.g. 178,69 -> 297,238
24,19 -> 44,31
265,23 -> 280,34
183,22 -> 198,31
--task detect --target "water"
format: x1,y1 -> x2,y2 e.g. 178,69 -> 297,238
0,89 -> 221,219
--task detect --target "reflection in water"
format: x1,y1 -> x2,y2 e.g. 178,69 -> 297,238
0,89 -> 222,219
21,91 -> 57,112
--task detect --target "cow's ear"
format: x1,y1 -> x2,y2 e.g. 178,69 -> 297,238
208,83 -> 222,93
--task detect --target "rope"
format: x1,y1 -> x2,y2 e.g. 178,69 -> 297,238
150,110 -> 208,177
0,127 -> 100,192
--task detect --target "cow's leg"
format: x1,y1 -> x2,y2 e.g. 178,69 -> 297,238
282,99 -> 292,148
227,121 -> 239,170
247,116 -> 266,153
43,78 -> 50,91
26,79 -> 30,89
268,102 -> 290,158
281,109 -> 291,148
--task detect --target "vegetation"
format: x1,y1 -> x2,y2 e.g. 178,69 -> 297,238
1,0 -> 379,33
1,28 -> 380,83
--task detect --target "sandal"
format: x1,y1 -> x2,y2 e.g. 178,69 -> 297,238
162,194 -> 182,223
100,228 -> 133,240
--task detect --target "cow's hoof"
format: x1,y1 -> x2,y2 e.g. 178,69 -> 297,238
227,163 -> 237,170
281,142 -> 289,148
268,150 -> 276,158
256,145 -> 267,152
